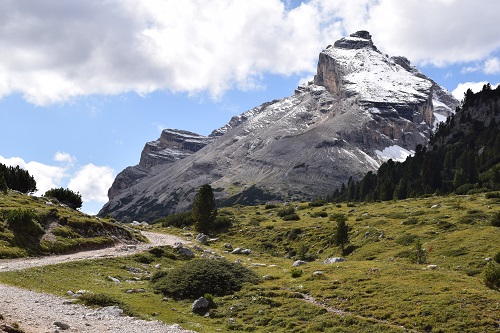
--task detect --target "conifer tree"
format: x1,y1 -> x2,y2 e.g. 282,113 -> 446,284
192,184 -> 217,234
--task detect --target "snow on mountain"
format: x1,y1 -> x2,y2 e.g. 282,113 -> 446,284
100,31 -> 459,222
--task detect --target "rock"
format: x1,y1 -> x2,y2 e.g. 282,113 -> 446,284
292,260 -> 308,267
224,243 -> 233,250
241,249 -> 252,255
53,321 -> 70,330
154,264 -> 161,269
312,271 -> 324,277
177,247 -> 194,258
100,30 -> 458,222
66,291 -> 75,297
173,242 -> 184,249
196,233 -> 208,244
427,264 -> 437,270
323,257 -> 346,264
126,288 -> 145,293
107,276 -> 120,283
231,247 -> 251,255
192,297 -> 209,311
431,204 -> 441,209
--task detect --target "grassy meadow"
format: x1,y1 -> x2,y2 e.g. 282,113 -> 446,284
0,193 -> 499,332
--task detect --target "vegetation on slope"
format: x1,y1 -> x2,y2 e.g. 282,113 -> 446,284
1,194 -> 499,332
0,190 -> 144,258
329,84 -> 500,202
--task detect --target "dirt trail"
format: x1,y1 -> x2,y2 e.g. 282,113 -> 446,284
0,231 -> 196,333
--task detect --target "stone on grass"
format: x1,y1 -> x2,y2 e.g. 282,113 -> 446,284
292,260 -> 308,267
323,257 -> 346,264
192,297 -> 209,311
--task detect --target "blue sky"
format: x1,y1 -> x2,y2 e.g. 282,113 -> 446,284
0,0 -> 499,214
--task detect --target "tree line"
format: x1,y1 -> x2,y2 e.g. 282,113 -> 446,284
328,84 -> 500,202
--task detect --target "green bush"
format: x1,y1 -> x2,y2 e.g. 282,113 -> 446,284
282,213 -> 300,221
265,204 -> 278,209
485,192 -> 500,199
79,292 -> 136,316
277,206 -> 295,217
396,234 -> 418,246
308,200 -> 326,207
493,251 -> 500,264
6,209 -> 44,236
152,259 -> 259,299
44,187 -> 82,210
213,215 -> 233,232
484,262 -> 500,290
311,211 -> 328,218
491,212 -> 500,227
154,211 -> 194,228
290,268 -> 303,278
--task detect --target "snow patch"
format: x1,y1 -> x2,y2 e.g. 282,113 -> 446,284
375,145 -> 413,162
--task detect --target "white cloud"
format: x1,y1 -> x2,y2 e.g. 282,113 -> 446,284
68,164 -> 114,203
0,0 -> 499,105
54,151 -> 76,164
452,82 -> 500,100
0,155 -> 66,194
484,57 -> 500,74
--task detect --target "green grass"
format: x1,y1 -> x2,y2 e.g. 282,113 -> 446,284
0,190 -> 144,257
0,193 -> 499,332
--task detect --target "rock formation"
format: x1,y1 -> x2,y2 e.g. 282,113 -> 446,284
100,31 -> 458,222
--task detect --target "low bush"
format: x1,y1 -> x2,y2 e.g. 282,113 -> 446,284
277,206 -> 295,217
494,251 -> 500,264
78,292 -> 136,317
290,268 -> 303,278
152,259 -> 259,299
308,199 -> 326,207
265,204 -> 278,209
154,211 -> 194,228
485,192 -> 500,199
484,262 -> 500,290
491,212 -> 500,227
311,211 -> 328,218
6,209 -> 44,236
282,213 -> 300,221
44,187 -> 82,210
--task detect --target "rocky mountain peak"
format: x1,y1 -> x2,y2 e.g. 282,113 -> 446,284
100,31 -> 459,222
333,30 -> 378,51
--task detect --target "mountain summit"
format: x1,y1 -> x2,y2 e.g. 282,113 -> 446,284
100,31 -> 458,222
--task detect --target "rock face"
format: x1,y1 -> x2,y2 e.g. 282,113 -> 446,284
107,129 -> 214,200
100,31 -> 458,222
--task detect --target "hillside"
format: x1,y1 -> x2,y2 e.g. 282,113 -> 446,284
1,194 -> 499,332
99,31 -> 458,222
330,84 -> 500,202
0,190 -> 145,258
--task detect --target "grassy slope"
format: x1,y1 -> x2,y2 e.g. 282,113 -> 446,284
0,193 -> 499,332
0,191 -> 145,258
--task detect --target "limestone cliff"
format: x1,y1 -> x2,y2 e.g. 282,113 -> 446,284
100,31 -> 458,222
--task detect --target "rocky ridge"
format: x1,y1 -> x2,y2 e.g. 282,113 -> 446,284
100,31 -> 458,222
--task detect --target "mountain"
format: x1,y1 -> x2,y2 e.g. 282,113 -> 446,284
329,84 -> 500,202
100,31 -> 458,222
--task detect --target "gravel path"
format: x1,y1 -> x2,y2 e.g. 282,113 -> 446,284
0,231 -> 197,333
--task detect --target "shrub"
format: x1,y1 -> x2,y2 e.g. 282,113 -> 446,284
290,268 -> 303,278
212,215 -> 233,232
154,211 -> 194,228
282,213 -> 300,221
44,187 -> 82,210
491,212 -> 500,227
396,234 -> 418,246
409,240 -> 427,264
311,211 -> 328,218
485,192 -> 500,199
277,206 -> 295,217
484,262 -> 500,290
308,200 -> 326,207
493,251 -> 500,264
153,259 -> 259,299
265,204 -> 277,209
79,292 -> 136,317
6,209 -> 44,236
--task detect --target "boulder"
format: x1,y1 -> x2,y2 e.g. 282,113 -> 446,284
196,233 -> 208,244
292,260 -> 308,267
192,296 -> 209,311
323,257 -> 346,264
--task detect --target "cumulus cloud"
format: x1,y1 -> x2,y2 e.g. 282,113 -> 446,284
68,164 -> 114,203
484,58 -> 500,74
0,0 -> 499,104
54,151 -> 76,164
452,82 -> 500,100
0,155 -> 66,194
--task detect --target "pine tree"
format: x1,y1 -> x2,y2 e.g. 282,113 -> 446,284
192,184 -> 217,234
333,214 -> 350,254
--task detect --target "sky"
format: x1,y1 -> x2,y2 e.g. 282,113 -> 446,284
0,0 -> 499,215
